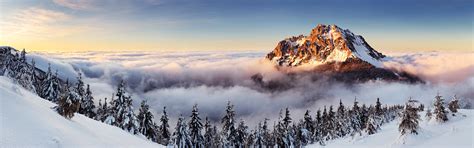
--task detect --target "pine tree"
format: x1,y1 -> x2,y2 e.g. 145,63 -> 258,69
448,95 -> 460,114
74,72 -> 86,103
433,94 -> 448,122
95,99 -> 105,121
336,99 -> 349,137
211,126 -> 221,147
325,106 -> 337,140
221,101 -> 237,147
79,84 -> 96,118
173,116 -> 191,148
314,109 -> 324,145
103,97 -> 116,125
30,59 -> 41,94
349,98 -> 362,136
188,104 -> 204,148
235,119 -> 248,147
41,64 -> 61,102
253,122 -> 265,148
399,101 -> 420,135
159,106 -> 171,145
121,98 -> 140,134
364,114 -> 378,135
262,118 -> 273,147
137,100 -> 157,141
203,117 -> 213,148
55,82 -> 80,119
17,56 -> 36,93
302,110 -> 314,144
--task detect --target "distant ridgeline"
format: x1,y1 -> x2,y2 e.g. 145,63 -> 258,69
0,46 -> 464,147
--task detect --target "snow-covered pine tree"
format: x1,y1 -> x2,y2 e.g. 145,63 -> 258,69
104,96 -> 116,125
398,100 -> 420,135
448,95 -> 460,114
433,94 -> 448,122
29,59 -> 40,92
253,122 -> 264,147
159,106 -> 171,145
203,117 -> 213,148
137,100 -> 157,141
121,98 -> 140,134
313,109 -> 324,145
74,72 -> 86,102
221,101 -> 237,147
173,115 -> 191,148
95,99 -> 104,121
281,108 -> 294,147
325,106 -> 337,140
246,129 -> 255,147
349,98 -> 362,136
262,118 -> 273,147
364,113 -> 378,135
79,84 -> 96,118
211,125 -> 221,148
55,81 -> 80,119
111,80 -> 128,126
41,64 -> 60,102
16,57 -> 36,93
188,104 -> 204,148
235,119 -> 248,147
302,110 -> 314,144
336,100 -> 348,138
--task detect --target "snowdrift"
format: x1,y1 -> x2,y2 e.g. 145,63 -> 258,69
308,109 -> 473,148
0,76 -> 163,148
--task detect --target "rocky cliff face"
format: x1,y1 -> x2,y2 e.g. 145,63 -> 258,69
266,24 -> 385,67
264,24 -> 422,83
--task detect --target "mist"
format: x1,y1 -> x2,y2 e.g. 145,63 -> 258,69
27,50 -> 474,126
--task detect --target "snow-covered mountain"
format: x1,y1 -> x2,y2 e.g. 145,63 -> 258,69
265,24 -> 422,83
266,24 -> 385,67
0,76 -> 163,147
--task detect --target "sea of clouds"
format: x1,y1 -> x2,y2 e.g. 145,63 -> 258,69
26,50 -> 474,126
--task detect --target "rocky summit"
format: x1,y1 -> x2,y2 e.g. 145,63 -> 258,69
265,24 -> 422,83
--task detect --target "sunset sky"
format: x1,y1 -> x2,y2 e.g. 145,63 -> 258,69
0,0 -> 472,52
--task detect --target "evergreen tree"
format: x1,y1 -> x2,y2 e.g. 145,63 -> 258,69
349,98 -> 362,136
302,110 -> 314,143
79,84 -> 96,118
17,57 -> 36,93
30,59 -> 41,94
433,94 -> 448,122
121,98 -> 140,134
203,117 -> 213,148
314,109 -> 324,145
103,97 -> 116,125
262,118 -> 273,147
235,119 -> 248,148
137,100 -> 157,141
448,95 -> 460,114
74,73 -> 86,103
336,100 -> 349,137
173,116 -> 191,148
159,106 -> 171,145
41,64 -> 61,102
55,82 -> 80,119
364,114 -> 378,135
399,101 -> 420,135
95,99 -> 105,121
211,126 -> 221,148
253,122 -> 265,148
221,101 -> 237,147
188,104 -> 204,148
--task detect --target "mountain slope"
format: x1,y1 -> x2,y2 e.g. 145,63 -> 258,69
0,76 -> 163,148
308,109 -> 473,148
265,24 -> 422,83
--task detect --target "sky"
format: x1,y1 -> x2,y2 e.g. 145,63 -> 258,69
0,0 -> 472,52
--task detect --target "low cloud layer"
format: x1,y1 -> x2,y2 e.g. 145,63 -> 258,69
28,50 -> 474,125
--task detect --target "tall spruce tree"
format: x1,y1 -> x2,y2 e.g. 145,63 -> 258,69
221,101 -> 237,147
448,95 -> 460,114
203,117 -> 213,148
137,100 -> 157,141
433,94 -> 448,122
399,101 -> 420,135
173,115 -> 191,148
188,104 -> 204,148
41,64 -> 60,102
159,106 -> 171,145
79,84 -> 96,118
236,119 -> 248,147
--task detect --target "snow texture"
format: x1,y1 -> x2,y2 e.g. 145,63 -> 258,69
0,76 -> 164,148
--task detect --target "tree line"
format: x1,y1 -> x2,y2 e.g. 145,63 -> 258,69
0,47 -> 463,147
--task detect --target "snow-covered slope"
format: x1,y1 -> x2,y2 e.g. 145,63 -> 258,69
0,76 -> 163,148
308,110 -> 473,148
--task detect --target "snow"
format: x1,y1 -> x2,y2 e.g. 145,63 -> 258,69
351,36 -> 383,68
308,110 -> 473,148
0,76 -> 164,148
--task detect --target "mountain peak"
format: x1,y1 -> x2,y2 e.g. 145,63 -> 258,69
266,24 -> 385,67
